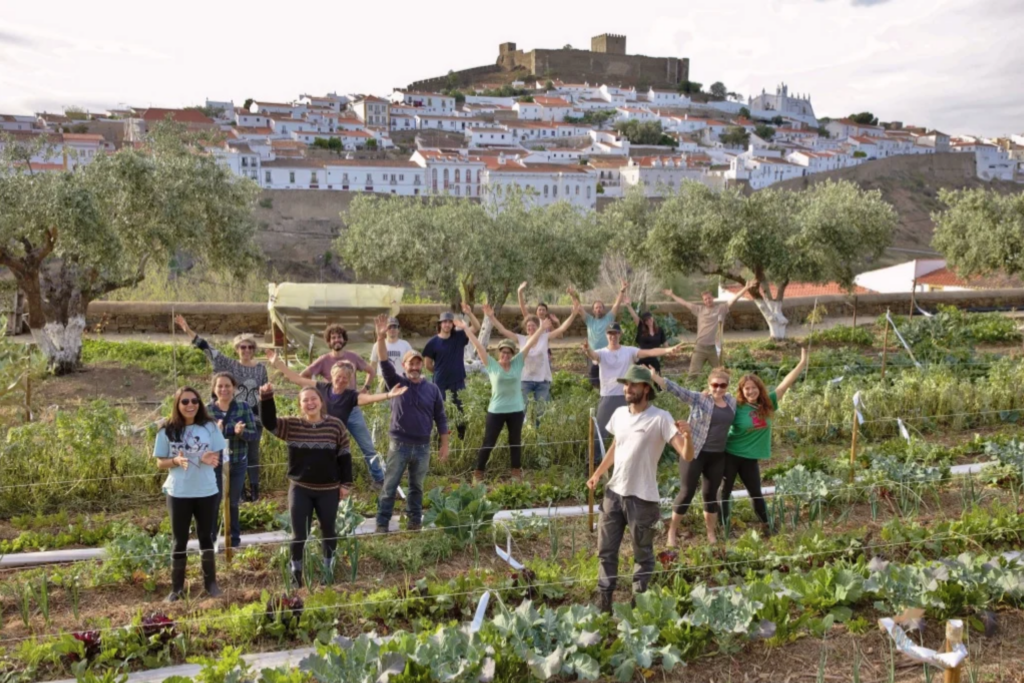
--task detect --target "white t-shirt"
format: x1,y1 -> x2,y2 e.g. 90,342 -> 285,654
605,405 -> 679,502
596,346 -> 640,397
516,332 -> 551,383
369,339 -> 414,377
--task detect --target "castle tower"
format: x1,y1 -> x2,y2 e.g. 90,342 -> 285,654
591,33 -> 626,55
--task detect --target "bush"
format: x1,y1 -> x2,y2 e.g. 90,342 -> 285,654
806,325 -> 875,347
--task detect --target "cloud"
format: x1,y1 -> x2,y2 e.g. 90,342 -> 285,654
0,30 -> 33,47
850,0 -> 892,5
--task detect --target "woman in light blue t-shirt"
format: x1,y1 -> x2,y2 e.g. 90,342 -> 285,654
154,386 -> 227,603
461,310 -> 543,483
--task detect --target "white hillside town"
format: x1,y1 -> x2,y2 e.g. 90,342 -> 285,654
2,79 -> 1022,211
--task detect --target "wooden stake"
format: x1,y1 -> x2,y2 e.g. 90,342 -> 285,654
852,294 -> 858,328
909,279 -> 917,317
943,620 -> 964,683
881,308 -> 890,380
223,450 -> 233,564
23,373 -> 31,423
588,408 -> 596,534
170,307 -> 178,387
849,407 -> 859,483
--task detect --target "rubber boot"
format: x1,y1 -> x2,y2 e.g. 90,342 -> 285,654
165,556 -> 187,603
290,560 -> 303,589
598,591 -> 614,615
202,551 -> 223,598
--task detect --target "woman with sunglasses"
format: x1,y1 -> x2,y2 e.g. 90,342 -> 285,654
176,315 -> 269,501
154,387 -> 227,601
650,366 -> 735,546
259,381 -> 351,587
460,315 -> 544,483
720,348 -> 808,534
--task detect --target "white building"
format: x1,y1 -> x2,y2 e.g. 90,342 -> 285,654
412,149 -> 486,197
390,91 -> 456,115
826,119 -> 885,140
748,83 -> 817,123
324,160 -> 425,194
352,97 -> 390,128
619,155 -> 721,195
482,159 -> 597,209
415,115 -> 471,132
646,89 -> 690,107
513,101 -> 541,120
854,259 -> 955,294
0,114 -> 37,132
467,128 -> 516,148
532,96 -> 576,122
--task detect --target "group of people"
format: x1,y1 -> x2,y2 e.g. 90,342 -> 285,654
153,282 -> 793,611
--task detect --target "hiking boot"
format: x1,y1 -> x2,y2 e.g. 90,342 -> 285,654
290,561 -> 303,589
165,556 -> 187,603
370,479 -> 383,492
375,525 -> 390,535
760,522 -> 773,539
598,592 -> 614,615
509,468 -> 523,482
472,470 -> 486,484
201,552 -> 222,598
406,521 -> 422,532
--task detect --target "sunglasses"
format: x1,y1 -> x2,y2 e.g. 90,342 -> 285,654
179,398 -> 201,406
709,383 -> 729,389
237,345 -> 255,351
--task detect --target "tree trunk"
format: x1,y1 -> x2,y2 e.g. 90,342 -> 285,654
752,298 -> 789,340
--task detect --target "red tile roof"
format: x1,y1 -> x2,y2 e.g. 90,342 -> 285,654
725,282 -> 873,297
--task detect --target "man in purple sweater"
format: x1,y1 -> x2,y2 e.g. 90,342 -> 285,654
373,314 -> 450,534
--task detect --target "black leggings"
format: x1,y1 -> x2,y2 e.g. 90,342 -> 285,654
476,411 -> 525,471
672,451 -> 725,515
167,494 -> 218,561
720,453 -> 768,524
288,483 -> 340,563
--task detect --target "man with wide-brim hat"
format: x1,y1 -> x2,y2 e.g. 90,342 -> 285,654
586,364 -> 693,614
581,322 -> 683,458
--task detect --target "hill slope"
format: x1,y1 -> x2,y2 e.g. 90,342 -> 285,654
770,152 -> 1021,253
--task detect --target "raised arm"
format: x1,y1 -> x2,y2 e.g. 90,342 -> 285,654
482,304 -> 517,341
357,384 -> 408,407
775,347 -> 809,401
455,318 -> 488,365
567,285 -> 582,311
624,295 -> 640,326
637,342 -> 684,360
267,350 -> 316,389
258,384 -> 280,437
650,367 -> 703,406
373,314 -> 403,386
548,302 -> 581,340
726,281 -> 756,309
610,280 -> 628,318
661,288 -> 699,314
580,340 -> 598,363
519,324 -> 545,356
460,302 -> 481,335
517,281 -> 529,319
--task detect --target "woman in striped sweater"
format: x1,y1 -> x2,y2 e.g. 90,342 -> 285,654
259,382 -> 351,587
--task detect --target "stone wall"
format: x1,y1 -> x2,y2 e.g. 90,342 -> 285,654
85,289 -> 1024,339
405,64 -> 503,92
526,49 -> 687,88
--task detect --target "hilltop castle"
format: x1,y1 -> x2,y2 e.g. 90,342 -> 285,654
496,34 -> 689,88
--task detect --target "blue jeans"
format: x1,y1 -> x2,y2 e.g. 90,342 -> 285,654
521,380 -> 551,425
345,407 -> 385,483
213,455 -> 247,547
375,441 -> 431,528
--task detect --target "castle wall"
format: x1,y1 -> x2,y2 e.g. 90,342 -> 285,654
526,49 -> 687,88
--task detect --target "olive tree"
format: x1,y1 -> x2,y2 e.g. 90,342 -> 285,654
338,190 -> 609,311
0,122 -> 261,373
932,188 -> 1024,277
646,180 -> 897,338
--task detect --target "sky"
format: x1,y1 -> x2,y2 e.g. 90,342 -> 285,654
0,0 -> 1020,137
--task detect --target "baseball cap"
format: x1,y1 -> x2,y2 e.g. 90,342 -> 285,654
438,311 -> 456,322
387,317 -> 400,327
402,349 -> 424,363
606,323 -> 623,334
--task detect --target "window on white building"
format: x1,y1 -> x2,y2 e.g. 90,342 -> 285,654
289,171 -> 295,183
455,186 -> 460,196
586,186 -> 591,199
265,171 -> 271,183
